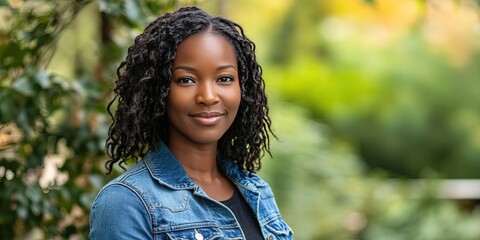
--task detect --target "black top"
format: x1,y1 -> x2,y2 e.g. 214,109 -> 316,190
221,189 -> 263,239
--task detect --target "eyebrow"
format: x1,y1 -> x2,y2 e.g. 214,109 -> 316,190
173,65 -> 237,72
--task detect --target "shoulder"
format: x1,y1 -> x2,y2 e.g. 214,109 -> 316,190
89,164 -> 154,239
91,181 -> 147,211
103,160 -> 157,195
90,183 -> 153,239
241,173 -> 295,238
232,171 -> 278,201
91,161 -> 152,217
249,174 -> 277,201
246,172 -> 268,185
222,160 -> 270,188
92,160 -> 153,211
241,171 -> 271,190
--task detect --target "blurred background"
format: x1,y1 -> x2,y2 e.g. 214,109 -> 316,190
1,0 -> 480,239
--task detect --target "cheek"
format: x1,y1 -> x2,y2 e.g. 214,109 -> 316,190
166,90 -> 187,119
168,87 -> 189,106
227,86 -> 241,111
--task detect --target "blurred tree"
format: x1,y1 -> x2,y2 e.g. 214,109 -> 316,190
0,0 -> 177,238
261,96 -> 480,240
269,0 -> 480,178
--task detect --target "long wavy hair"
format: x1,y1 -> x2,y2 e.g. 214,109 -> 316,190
105,6 -> 274,174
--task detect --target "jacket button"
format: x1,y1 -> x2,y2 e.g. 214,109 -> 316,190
194,230 -> 204,240
267,235 -> 274,240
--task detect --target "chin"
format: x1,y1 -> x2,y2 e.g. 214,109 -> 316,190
191,135 -> 223,145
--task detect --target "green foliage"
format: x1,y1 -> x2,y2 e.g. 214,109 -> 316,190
258,1 -> 480,238
1,1 -> 96,238
99,0 -> 177,28
0,0 -> 175,238
0,64 -> 104,238
270,0 -> 480,178
262,99 -> 480,240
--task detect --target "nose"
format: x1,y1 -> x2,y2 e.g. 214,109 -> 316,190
196,81 -> 220,105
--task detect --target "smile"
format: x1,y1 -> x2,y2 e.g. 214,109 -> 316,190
189,112 -> 225,126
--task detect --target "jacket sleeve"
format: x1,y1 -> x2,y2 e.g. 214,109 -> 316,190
89,184 -> 153,240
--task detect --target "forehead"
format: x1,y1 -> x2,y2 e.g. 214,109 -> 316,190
173,32 -> 237,66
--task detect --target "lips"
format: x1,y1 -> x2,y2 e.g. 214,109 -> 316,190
189,112 -> 225,126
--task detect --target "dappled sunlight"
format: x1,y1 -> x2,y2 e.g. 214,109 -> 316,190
326,0 -> 421,47
424,0 -> 480,66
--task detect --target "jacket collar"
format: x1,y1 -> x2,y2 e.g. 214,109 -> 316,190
143,142 -> 196,189
143,141 -> 267,190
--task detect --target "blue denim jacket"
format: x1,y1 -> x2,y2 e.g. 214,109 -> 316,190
90,142 -> 293,239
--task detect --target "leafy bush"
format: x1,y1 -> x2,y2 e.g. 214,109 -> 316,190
269,0 -> 480,178
262,99 -> 480,240
0,0 -> 175,238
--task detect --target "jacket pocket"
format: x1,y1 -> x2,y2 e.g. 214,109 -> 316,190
166,227 -> 223,240
264,218 -> 294,239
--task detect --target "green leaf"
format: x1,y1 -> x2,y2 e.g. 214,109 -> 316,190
16,206 -> 28,219
99,0 -> 123,16
0,0 -> 10,7
0,90 -> 15,122
124,0 -> 148,26
11,76 -> 35,97
35,70 -> 50,88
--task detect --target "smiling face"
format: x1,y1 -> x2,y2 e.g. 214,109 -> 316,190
167,32 -> 241,147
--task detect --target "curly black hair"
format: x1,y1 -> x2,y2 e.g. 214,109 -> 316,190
105,6 -> 274,174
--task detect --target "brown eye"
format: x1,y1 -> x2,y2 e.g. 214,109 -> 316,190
218,76 -> 233,83
177,77 -> 195,84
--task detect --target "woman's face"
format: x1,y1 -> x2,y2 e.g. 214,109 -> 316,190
167,32 -> 241,146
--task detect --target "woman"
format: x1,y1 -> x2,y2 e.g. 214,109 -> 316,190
90,6 -> 293,240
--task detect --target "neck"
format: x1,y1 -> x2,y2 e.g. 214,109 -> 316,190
167,139 -> 220,182
167,139 -> 235,201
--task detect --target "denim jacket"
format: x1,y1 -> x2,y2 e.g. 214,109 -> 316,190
90,142 -> 293,239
